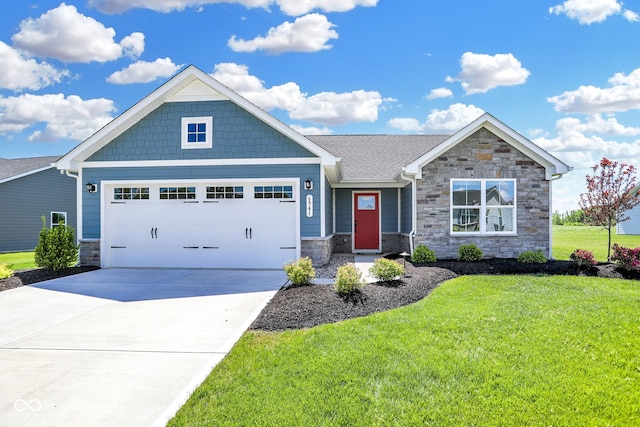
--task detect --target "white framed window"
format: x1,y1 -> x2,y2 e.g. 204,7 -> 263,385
51,211 -> 67,228
114,187 -> 149,200
254,185 -> 294,199
181,116 -> 213,149
160,186 -> 196,200
451,179 -> 516,234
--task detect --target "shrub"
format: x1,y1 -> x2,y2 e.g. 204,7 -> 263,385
284,257 -> 315,286
369,258 -> 404,281
334,264 -> 364,294
611,244 -> 640,272
411,245 -> 436,263
458,243 -> 483,262
0,263 -> 13,280
570,249 -> 597,267
34,216 -> 79,272
517,250 -> 547,264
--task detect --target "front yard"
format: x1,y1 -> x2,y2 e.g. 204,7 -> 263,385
169,274 -> 640,426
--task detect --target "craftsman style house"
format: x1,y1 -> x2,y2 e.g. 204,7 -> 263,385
55,66 -> 571,268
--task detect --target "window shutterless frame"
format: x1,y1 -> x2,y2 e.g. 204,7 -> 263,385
50,211 -> 67,228
181,116 -> 213,149
450,179 -> 517,235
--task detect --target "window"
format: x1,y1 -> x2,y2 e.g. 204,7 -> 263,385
181,117 -> 213,149
206,186 -> 244,199
160,187 -> 196,200
254,185 -> 293,199
51,212 -> 67,228
451,179 -> 515,234
114,187 -> 149,200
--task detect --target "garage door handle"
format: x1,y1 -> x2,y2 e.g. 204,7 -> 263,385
151,227 -> 157,239
249,227 -> 252,239
203,246 -> 219,249
245,227 -> 248,239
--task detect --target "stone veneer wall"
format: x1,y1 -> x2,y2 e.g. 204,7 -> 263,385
414,128 -> 550,259
301,236 -> 333,266
79,239 -> 101,267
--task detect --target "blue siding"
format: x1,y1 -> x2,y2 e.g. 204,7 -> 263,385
618,205 -> 640,235
401,183 -> 413,234
334,188 -> 398,233
0,168 -> 77,252
88,101 -> 315,161
82,164 -> 321,238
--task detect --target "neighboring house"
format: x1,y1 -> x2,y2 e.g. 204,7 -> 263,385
0,156 -> 77,252
55,65 -> 571,268
617,186 -> 640,235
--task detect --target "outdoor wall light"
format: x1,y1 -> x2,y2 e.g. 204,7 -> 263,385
304,179 -> 313,191
86,182 -> 97,193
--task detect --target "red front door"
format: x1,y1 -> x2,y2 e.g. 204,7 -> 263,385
353,192 -> 380,251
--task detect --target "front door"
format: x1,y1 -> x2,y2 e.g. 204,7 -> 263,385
353,192 -> 380,252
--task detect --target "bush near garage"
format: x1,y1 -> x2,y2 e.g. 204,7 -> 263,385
369,258 -> 404,282
34,216 -> 79,272
284,257 -> 316,286
0,264 -> 13,280
334,264 -> 364,294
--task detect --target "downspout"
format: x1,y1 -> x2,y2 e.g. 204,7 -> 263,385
548,173 -> 564,260
63,169 -> 82,240
399,169 -> 416,255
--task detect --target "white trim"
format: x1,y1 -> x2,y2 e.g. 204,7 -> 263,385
320,168 -> 326,237
50,211 -> 67,228
81,157 -> 322,168
181,116 -> 213,149
0,164 -> 54,184
332,187 -> 336,234
352,190 -> 382,253
397,188 -> 401,233
331,181 -> 403,189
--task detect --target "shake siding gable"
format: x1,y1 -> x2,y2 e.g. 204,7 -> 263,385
415,128 -> 551,259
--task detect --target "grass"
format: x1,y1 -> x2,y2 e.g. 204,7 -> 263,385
169,275 -> 640,426
0,251 -> 36,271
553,225 -> 640,261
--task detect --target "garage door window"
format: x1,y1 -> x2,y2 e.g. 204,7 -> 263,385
254,185 -> 293,199
206,186 -> 244,199
160,187 -> 196,200
114,187 -> 150,200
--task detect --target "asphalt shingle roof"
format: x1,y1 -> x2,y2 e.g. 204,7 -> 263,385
0,156 -> 60,182
306,135 -> 449,181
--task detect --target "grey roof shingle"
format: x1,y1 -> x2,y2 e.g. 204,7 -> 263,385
0,156 -> 61,182
306,135 -> 449,181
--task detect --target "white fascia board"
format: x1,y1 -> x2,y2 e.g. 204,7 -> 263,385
57,65 -> 338,171
404,113 -> 572,180
331,180 -> 403,189
81,157 -> 322,168
0,164 -> 54,184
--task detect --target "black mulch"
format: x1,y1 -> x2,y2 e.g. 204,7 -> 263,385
0,266 -> 99,293
250,259 -> 639,332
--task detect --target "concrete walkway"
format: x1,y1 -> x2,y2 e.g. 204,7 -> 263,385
0,268 -> 286,427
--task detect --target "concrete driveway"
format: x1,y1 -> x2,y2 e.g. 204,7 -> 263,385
0,268 -> 286,427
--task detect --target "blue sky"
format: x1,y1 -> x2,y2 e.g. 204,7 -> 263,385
1,0 -> 639,212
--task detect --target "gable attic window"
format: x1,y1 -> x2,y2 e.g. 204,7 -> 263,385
181,117 -> 213,149
450,179 -> 516,234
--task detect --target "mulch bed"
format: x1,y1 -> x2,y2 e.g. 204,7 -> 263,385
0,266 -> 99,293
250,259 -> 639,331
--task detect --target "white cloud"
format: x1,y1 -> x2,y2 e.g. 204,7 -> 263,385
290,124 -> 332,135
12,3 -> 144,63
623,9 -> 640,21
212,62 -> 383,125
549,0 -> 632,24
90,0 -> 377,16
426,87 -> 453,100
446,52 -> 530,95
0,41 -> 69,91
107,58 -> 183,84
228,13 -> 338,54
548,67 -> 640,113
0,93 -> 115,141
388,103 -> 485,133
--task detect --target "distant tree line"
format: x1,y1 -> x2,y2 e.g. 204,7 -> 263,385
552,209 -> 587,225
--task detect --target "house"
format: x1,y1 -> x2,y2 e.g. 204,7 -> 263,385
55,65 -> 571,268
617,186 -> 640,235
0,156 -> 77,252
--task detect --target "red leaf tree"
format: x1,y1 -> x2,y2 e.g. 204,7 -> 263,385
579,157 -> 640,260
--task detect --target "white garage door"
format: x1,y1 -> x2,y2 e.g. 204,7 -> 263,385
104,182 -> 298,269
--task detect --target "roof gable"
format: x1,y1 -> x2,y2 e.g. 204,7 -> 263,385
403,113 -> 572,180
56,65 -> 337,171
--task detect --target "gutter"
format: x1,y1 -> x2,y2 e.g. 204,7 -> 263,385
399,169 -> 416,255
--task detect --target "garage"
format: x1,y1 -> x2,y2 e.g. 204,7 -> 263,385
103,180 -> 299,269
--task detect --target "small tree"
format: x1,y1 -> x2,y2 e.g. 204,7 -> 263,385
579,158 -> 640,260
34,216 -> 79,271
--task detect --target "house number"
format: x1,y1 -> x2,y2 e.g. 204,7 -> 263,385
306,195 -> 313,217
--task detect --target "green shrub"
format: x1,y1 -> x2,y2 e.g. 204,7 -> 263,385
34,216 -> 79,272
458,243 -> 483,262
517,250 -> 547,264
334,264 -> 364,294
0,263 -> 13,280
284,257 -> 316,286
570,249 -> 597,267
411,245 -> 436,263
369,258 -> 404,281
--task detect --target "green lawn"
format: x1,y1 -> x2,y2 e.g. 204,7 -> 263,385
0,251 -> 36,270
169,275 -> 640,426
553,225 -> 640,261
